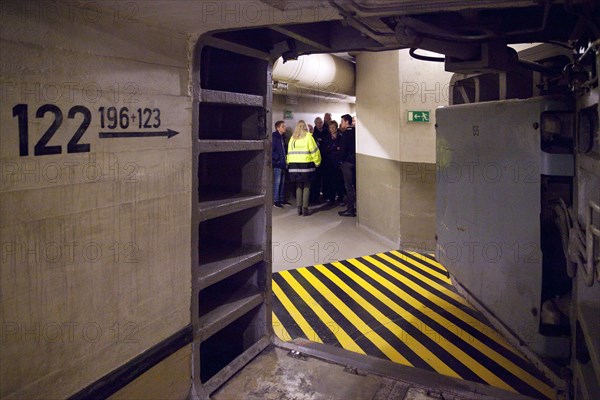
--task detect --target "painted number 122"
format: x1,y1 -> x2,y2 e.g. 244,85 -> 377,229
12,104 -> 91,156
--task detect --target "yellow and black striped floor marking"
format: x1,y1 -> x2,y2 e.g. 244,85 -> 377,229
272,250 -> 555,400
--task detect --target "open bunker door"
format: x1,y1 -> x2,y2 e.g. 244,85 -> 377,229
189,34 -> 550,400
436,96 -> 575,359
191,39 -> 274,397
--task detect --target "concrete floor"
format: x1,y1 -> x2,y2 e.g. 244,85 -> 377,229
213,340 -> 535,400
272,202 -> 396,273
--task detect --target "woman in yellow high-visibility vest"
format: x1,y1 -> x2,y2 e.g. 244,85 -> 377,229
287,120 -> 322,216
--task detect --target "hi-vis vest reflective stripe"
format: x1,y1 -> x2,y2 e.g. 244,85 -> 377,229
286,133 -> 321,172
288,163 -> 316,173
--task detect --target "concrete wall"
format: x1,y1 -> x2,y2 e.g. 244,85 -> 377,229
0,4 -> 191,399
355,50 -> 453,250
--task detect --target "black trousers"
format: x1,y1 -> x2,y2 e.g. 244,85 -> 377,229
340,161 -> 356,211
309,167 -> 322,202
323,164 -> 345,201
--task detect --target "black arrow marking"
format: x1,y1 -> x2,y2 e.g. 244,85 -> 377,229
99,129 -> 179,139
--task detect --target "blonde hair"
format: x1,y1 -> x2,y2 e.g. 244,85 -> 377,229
292,120 -> 308,140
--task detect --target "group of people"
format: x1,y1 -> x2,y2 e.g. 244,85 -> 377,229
272,113 -> 356,217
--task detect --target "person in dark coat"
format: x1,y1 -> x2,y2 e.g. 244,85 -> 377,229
310,117 -> 328,204
321,120 -> 345,205
272,120 -> 287,208
338,114 -> 356,217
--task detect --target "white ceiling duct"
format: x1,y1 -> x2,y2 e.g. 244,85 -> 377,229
272,83 -> 357,104
273,54 -> 356,97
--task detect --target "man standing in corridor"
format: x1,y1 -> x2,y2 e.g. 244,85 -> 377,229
272,120 -> 287,208
338,114 -> 356,217
310,116 -> 328,204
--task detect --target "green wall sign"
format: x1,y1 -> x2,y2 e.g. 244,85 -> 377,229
407,110 -> 430,123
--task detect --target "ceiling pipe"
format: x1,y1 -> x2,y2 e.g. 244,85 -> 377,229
273,53 -> 356,97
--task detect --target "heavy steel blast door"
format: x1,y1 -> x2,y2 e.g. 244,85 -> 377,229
436,97 -> 574,359
191,42 -> 273,398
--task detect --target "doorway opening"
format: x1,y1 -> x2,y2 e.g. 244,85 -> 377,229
189,11 -> 566,399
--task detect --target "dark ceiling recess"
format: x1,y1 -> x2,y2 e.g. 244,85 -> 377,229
212,0 -> 598,74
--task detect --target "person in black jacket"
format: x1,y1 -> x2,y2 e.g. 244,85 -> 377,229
272,120 -> 287,208
321,120 -> 345,205
310,117 -> 328,204
338,114 -> 357,217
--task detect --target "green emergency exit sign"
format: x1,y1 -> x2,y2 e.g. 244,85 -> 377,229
407,111 -> 430,122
